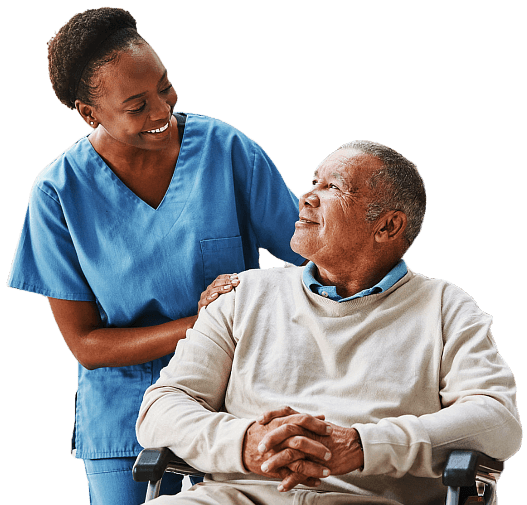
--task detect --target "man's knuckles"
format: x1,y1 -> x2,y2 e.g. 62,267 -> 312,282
288,458 -> 329,477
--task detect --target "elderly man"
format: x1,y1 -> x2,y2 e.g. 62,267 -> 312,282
136,141 -> 521,504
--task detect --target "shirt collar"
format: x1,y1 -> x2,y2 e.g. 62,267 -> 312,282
303,259 -> 407,302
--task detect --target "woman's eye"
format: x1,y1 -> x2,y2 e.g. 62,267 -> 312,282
128,103 -> 146,114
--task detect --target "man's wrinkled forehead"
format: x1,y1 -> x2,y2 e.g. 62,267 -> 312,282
313,167 -> 353,192
314,149 -> 379,186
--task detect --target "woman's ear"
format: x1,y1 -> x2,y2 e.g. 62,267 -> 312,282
75,100 -> 99,129
374,211 -> 407,243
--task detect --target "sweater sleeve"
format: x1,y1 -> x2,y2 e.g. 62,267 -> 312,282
353,284 -> 522,478
136,289 -> 253,473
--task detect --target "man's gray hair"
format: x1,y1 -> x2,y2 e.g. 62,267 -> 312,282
338,140 -> 426,246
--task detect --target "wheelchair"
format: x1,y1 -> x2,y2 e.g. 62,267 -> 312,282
133,447 -> 503,504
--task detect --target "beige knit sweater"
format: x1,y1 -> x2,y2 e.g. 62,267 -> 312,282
137,266 -> 521,504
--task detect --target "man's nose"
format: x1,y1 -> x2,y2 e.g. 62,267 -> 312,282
300,190 -> 320,208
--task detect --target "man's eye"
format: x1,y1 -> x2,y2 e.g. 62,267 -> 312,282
161,84 -> 173,94
329,183 -> 340,190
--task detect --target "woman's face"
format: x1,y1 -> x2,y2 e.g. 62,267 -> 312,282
86,43 -> 178,151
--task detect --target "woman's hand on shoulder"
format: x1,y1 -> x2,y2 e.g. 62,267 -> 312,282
198,273 -> 240,312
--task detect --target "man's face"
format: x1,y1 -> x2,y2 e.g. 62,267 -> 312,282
290,150 -> 383,267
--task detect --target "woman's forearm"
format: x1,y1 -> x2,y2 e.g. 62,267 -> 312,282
48,274 -> 238,370
48,297 -> 197,370
79,315 -> 198,369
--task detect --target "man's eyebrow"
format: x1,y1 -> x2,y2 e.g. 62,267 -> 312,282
331,171 -> 357,191
331,172 -> 347,184
122,70 -> 168,104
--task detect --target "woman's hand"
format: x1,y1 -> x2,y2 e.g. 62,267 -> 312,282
197,274 -> 239,312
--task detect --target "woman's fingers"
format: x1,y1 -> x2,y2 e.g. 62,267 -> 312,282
198,273 -> 239,311
208,273 -> 239,295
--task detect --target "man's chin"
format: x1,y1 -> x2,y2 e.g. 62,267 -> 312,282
290,235 -> 311,260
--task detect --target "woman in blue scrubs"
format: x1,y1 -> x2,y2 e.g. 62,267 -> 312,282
8,7 -> 304,505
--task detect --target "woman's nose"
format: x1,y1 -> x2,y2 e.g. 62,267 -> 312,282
150,96 -> 171,121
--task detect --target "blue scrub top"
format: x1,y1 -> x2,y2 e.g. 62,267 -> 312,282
9,113 -> 304,459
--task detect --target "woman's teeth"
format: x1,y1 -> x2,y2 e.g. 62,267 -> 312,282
146,122 -> 169,134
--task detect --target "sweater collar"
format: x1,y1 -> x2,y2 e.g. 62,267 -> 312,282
303,260 -> 407,302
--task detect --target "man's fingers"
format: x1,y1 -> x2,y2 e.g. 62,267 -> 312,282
262,445 -> 330,476
276,468 -> 303,492
258,406 -> 326,425
257,408 -> 330,440
258,425 -> 331,471
257,417 -> 332,454
276,468 -> 321,493
257,406 -> 299,424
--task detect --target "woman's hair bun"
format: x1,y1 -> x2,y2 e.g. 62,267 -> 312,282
48,7 -> 141,108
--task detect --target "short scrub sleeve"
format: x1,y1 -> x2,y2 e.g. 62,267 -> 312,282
8,183 -> 95,301
246,144 -> 304,265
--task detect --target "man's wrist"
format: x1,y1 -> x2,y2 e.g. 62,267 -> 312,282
350,428 -> 365,470
241,421 -> 258,473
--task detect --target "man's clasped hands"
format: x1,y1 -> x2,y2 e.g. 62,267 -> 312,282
242,406 -> 364,492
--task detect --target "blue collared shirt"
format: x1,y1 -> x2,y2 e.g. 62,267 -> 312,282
303,259 -> 407,302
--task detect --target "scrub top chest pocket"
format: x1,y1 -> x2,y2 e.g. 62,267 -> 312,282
200,236 -> 246,289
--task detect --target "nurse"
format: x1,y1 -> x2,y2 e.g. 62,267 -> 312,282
8,7 -> 304,505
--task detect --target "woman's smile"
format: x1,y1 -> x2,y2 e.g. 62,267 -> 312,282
143,121 -> 170,135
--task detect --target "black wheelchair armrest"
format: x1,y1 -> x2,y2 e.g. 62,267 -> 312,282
132,447 -> 205,482
133,447 -> 174,482
442,450 -> 504,488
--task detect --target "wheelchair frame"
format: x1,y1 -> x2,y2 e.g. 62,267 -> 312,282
133,447 -> 503,504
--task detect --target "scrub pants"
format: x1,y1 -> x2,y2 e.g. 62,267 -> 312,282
84,457 -> 203,505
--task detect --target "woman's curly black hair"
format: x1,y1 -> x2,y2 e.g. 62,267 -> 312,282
48,7 -> 144,109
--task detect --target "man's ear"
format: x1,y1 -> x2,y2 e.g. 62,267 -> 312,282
75,100 -> 99,129
374,211 -> 407,243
